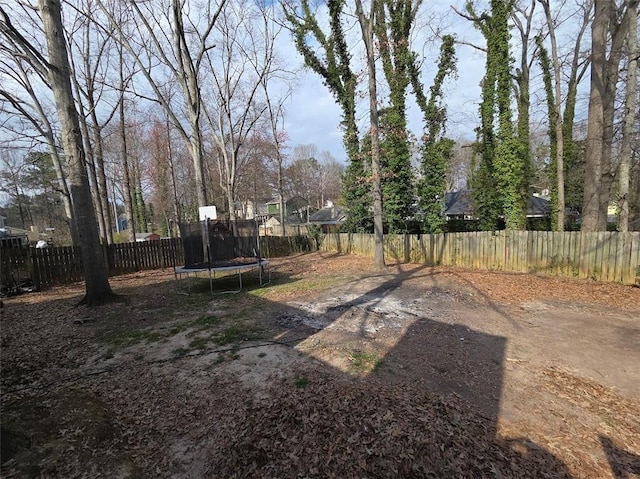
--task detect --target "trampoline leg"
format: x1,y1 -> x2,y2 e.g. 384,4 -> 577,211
259,262 -> 271,287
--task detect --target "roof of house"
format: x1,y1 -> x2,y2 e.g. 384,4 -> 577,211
264,214 -> 306,226
267,195 -> 309,209
135,232 -> 160,240
444,191 -> 473,216
528,195 -> 551,217
254,203 -> 269,216
309,206 -> 346,224
444,191 -> 550,218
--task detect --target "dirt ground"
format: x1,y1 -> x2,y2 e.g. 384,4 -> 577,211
1,252 -> 639,478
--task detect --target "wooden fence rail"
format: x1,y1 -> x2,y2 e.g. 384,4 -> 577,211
1,236 -> 314,290
320,231 -> 640,285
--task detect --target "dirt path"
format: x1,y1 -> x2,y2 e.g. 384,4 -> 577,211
1,252 -> 639,478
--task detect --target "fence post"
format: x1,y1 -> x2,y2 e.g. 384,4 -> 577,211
28,248 -> 40,290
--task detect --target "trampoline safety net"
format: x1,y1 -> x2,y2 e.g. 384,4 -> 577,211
179,220 -> 262,269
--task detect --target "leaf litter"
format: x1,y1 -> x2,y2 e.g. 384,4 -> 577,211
1,252 -> 639,478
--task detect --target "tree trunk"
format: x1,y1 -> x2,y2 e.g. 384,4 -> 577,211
39,0 -> 112,304
355,0 -> 384,269
166,115 -> 181,236
582,0 -> 608,232
172,0 -> 207,209
189,124 -> 207,208
49,147 -> 77,244
278,166 -> 286,236
89,107 -> 114,244
540,0 -> 565,230
83,121 -> 108,242
583,0 -> 637,231
118,39 -> 136,243
618,0 -> 637,232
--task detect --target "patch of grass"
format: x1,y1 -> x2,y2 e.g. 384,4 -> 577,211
171,314 -> 223,339
193,315 -> 221,327
349,351 -> 381,373
101,329 -> 164,353
294,374 -> 309,388
180,323 -> 265,351
250,276 -> 345,298
212,324 -> 263,346
171,347 -> 189,358
373,358 -> 387,373
188,335 -> 213,351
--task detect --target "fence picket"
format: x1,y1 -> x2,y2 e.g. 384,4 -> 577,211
3,232 -> 639,289
318,231 -> 639,285
1,236 -> 308,290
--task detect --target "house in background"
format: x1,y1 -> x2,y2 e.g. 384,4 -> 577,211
0,216 -> 33,248
266,195 -> 309,220
260,214 -> 307,236
308,202 -> 346,233
444,190 -> 551,227
234,200 -> 269,222
135,232 -> 161,242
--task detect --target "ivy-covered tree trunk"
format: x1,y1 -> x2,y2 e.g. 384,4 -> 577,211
492,0 -> 526,230
283,0 -> 367,232
470,3 -> 499,230
512,0 -> 536,224
411,35 -> 457,233
374,0 -> 415,234
468,0 -> 526,231
562,41 -> 589,219
536,37 -> 561,230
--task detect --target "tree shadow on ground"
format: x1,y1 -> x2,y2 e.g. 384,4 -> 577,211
1,259 -> 614,477
600,436 -> 640,479
198,264 -> 574,477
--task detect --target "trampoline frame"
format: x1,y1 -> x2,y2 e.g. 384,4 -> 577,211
174,258 -> 270,294
174,219 -> 270,294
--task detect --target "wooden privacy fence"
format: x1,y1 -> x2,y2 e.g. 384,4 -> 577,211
320,231 -> 640,285
0,238 -> 185,289
1,235 -> 315,289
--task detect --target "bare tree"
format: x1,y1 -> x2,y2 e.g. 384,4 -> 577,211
1,0 -> 113,304
537,0 -> 593,230
0,148 -> 32,229
117,30 -> 136,242
0,4 -> 76,241
582,0 -> 638,231
66,0 -> 120,243
96,0 -> 226,210
617,0 -> 637,231
203,0 -> 283,221
258,4 -> 291,233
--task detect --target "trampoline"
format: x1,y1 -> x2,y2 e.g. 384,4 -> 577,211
174,219 -> 270,294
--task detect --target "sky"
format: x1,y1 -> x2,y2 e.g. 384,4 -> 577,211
0,0 -> 591,177
280,0 -> 487,164
279,0 -> 593,165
